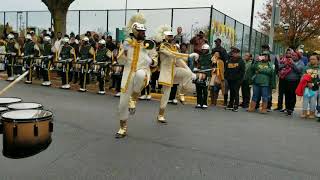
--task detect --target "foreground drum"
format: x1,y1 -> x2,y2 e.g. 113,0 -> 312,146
193,71 -> 208,85
15,57 -> 24,67
7,102 -> 43,110
0,97 -> 22,107
2,110 -> 54,158
0,107 -> 8,134
112,64 -> 124,76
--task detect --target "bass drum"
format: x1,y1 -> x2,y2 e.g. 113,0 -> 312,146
2,110 -> 54,158
0,97 -> 22,107
7,102 -> 43,111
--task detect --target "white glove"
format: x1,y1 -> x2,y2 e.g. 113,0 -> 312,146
189,53 -> 199,61
48,55 -> 53,59
192,73 -> 197,80
58,57 -> 62,61
29,55 -> 34,58
193,68 -> 199,72
11,52 -> 16,56
146,56 -> 152,66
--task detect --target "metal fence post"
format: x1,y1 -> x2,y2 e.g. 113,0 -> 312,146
208,5 -> 213,46
26,11 -> 28,29
241,24 -> 245,54
78,10 -> 81,35
170,8 -> 174,29
106,10 -> 109,34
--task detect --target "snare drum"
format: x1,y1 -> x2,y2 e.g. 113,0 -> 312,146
194,72 -> 208,85
112,64 -> 124,76
2,110 -> 53,158
0,97 -> 22,107
93,62 -> 107,74
55,61 -> 64,71
7,102 -> 43,110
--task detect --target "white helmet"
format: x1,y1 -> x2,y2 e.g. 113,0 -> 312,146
164,31 -> 173,36
201,44 -> 210,50
132,22 -> 146,37
63,37 -> 70,43
7,34 -> 14,39
98,39 -> 106,45
82,36 -> 89,42
44,36 -> 51,42
26,34 -> 32,40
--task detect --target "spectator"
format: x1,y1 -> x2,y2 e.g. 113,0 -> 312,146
248,51 -> 275,113
174,27 -> 187,44
225,47 -> 245,112
210,51 -> 224,106
53,32 -> 62,56
297,49 -> 308,65
300,55 -> 319,119
190,31 -> 207,54
279,52 -> 305,115
240,52 -> 253,108
212,38 -> 229,63
106,36 -> 117,51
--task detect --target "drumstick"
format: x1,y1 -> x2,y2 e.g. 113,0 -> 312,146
0,70 -> 29,96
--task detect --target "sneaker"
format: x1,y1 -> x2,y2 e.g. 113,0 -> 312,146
7,76 -> 15,81
168,100 -> 173,104
25,80 -> 32,84
273,107 -> 282,111
280,109 -> 287,113
202,105 -> 208,109
61,84 -> 70,89
172,99 -> 178,104
316,112 -> 320,118
115,92 -> 121,97
225,106 -> 233,110
232,108 -> 239,112
267,108 -> 272,112
79,88 -> 87,92
287,110 -> 293,116
139,95 -> 147,100
98,91 -> 106,95
41,81 -> 51,86
146,95 -> 152,100
195,104 -> 201,108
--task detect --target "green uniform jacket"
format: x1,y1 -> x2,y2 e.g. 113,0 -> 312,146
199,52 -> 212,77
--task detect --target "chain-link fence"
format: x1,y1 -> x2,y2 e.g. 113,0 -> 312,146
0,7 -> 285,56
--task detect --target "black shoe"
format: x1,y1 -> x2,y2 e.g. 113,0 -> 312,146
232,108 -> 238,112
287,110 -> 293,116
280,109 -> 287,113
115,133 -> 126,139
151,89 -> 156,93
225,106 -> 233,110
274,107 -> 282,111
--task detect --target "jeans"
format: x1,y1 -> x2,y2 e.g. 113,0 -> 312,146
303,91 -> 318,112
252,85 -> 270,103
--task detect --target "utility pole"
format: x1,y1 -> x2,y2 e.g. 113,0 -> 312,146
124,0 -> 128,26
248,0 -> 255,53
269,0 -> 277,52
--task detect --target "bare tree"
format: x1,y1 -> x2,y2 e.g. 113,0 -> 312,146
42,0 -> 75,36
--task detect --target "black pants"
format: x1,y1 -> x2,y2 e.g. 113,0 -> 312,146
141,84 -> 150,95
227,80 -> 241,108
224,80 -> 229,106
284,79 -> 299,111
79,63 -> 91,89
241,80 -> 251,107
277,79 -> 285,109
112,74 -> 122,92
73,71 -> 79,83
60,63 -> 72,85
169,84 -> 178,100
150,71 -> 160,92
196,84 -> 208,106
41,60 -> 51,82
25,58 -> 33,82
6,56 -> 15,77
97,67 -> 107,91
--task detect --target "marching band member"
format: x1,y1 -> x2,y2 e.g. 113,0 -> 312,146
95,39 -> 112,95
40,35 -> 54,86
5,33 -> 20,81
156,26 -> 198,123
24,33 -> 40,84
115,13 -> 158,138
58,37 -> 76,89
78,36 -> 95,92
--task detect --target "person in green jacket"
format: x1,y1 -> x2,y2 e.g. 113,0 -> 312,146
194,44 -> 212,109
248,51 -> 275,113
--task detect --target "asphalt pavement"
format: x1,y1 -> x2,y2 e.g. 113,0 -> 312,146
0,80 -> 320,180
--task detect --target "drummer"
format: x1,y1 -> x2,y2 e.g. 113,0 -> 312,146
5,34 -> 21,81
194,44 -> 211,109
24,33 -> 40,84
78,36 -> 95,92
40,35 -> 54,86
95,39 -> 112,95
58,37 -> 76,89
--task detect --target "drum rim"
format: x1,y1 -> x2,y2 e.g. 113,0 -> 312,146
1,109 -> 53,122
0,97 -> 22,105
7,102 -> 43,110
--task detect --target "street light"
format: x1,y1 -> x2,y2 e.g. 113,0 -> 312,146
283,23 -> 290,33
190,21 -> 199,39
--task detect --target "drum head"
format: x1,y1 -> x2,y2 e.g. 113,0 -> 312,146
0,97 -> 22,106
0,107 -> 7,112
8,102 -> 43,110
2,110 -> 53,122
